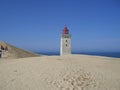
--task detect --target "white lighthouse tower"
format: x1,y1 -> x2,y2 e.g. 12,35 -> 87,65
60,26 -> 71,56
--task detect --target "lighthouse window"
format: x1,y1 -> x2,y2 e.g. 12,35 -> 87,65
66,44 -> 67,47
66,40 -> 67,42
65,36 -> 68,38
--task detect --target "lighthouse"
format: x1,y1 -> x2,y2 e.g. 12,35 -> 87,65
60,26 -> 71,56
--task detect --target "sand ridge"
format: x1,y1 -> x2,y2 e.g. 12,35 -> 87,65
0,41 -> 39,59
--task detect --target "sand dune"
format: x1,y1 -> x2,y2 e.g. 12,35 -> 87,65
0,41 -> 39,59
0,55 -> 120,90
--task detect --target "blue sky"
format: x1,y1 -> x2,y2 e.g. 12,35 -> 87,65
0,0 -> 120,52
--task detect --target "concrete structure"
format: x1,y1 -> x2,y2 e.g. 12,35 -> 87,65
60,26 -> 71,56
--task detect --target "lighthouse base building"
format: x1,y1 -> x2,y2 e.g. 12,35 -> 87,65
60,26 -> 71,56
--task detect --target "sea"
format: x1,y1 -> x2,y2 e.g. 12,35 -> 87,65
35,51 -> 120,58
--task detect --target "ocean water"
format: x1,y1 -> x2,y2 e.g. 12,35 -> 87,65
35,51 -> 120,58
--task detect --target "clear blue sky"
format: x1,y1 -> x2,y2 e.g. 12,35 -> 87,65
0,0 -> 120,52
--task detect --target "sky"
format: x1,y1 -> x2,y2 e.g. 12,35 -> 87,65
0,0 -> 120,52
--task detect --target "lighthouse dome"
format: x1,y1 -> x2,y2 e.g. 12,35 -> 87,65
62,26 -> 69,34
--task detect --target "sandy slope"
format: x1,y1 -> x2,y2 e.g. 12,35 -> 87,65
0,55 -> 120,90
0,41 -> 39,58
